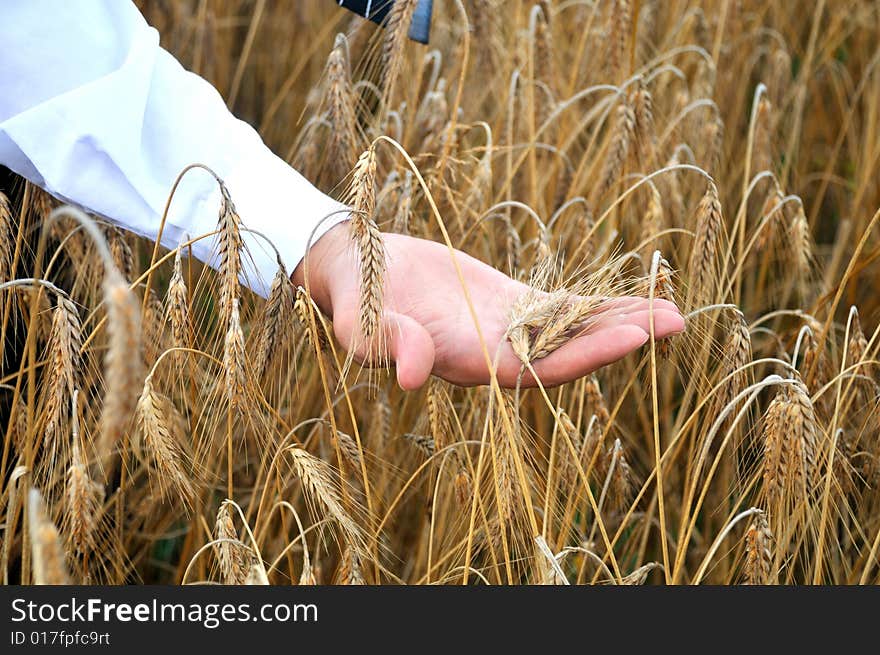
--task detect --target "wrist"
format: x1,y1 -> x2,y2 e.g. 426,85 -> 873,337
291,221 -> 348,315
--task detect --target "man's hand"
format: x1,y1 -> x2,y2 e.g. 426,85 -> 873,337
293,223 -> 685,390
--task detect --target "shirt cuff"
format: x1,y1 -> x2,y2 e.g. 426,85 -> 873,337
206,147 -> 350,298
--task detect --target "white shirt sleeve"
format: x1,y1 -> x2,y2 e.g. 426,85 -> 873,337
0,0 -> 349,297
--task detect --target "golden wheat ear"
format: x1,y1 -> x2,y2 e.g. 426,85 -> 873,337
599,97 -> 636,199
136,374 -> 195,506
0,192 -> 15,285
216,182 -> 243,325
223,298 -> 248,412
379,0 -> 421,112
63,396 -> 102,560
743,510 -> 775,585
214,501 -> 255,585
620,562 -> 663,586
287,445 -> 367,553
38,294 -> 82,485
28,487 -> 71,585
507,251 -> 638,367
652,253 -> 677,359
687,182 -> 723,307
344,146 -> 388,377
165,246 -> 191,352
323,33 -> 360,185
43,207 -> 144,481
97,268 -> 144,474
253,262 -> 295,380
606,0 -> 632,83
335,546 -> 366,585
717,311 -> 753,413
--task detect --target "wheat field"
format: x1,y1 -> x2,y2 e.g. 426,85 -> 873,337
2,0 -> 880,585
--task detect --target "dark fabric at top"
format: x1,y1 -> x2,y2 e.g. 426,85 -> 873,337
334,0 -> 433,43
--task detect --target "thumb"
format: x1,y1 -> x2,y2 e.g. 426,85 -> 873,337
384,312 -> 435,391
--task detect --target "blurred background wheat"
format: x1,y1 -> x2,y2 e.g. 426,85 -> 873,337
2,0 -> 880,585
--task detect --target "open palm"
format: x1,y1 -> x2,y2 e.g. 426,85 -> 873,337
297,226 -> 685,390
